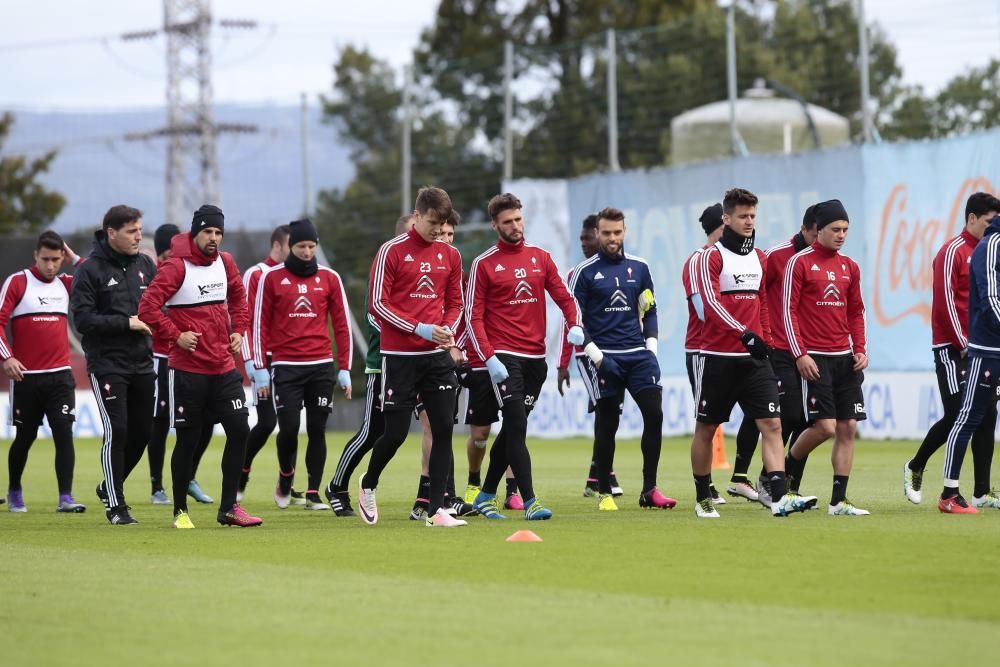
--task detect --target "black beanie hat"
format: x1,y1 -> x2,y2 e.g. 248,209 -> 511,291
192,204 -> 224,234
802,204 -> 818,228
699,203 -> 724,236
288,218 -> 319,246
814,199 -> 849,230
154,223 -> 180,256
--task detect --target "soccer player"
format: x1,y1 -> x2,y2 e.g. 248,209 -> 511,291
71,205 -> 157,525
681,203 -> 729,506
237,223 -> 290,502
937,211 -> 1000,514
557,213 -> 624,498
324,214 -> 414,518
783,199 -> 870,516
358,187 -> 466,528
466,192 -> 584,521
571,207 -> 675,511
904,193 -> 1000,509
250,218 -> 353,511
411,211 -> 478,519
692,187 -> 817,518
138,204 -> 262,528
1,231 -> 85,513
732,205 -> 820,505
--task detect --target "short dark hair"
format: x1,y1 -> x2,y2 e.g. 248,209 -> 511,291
722,188 -> 758,215
395,213 -> 415,235
596,207 -> 625,225
36,230 -> 64,252
802,204 -> 818,230
414,186 -> 453,220
582,214 -> 599,231
102,204 -> 142,231
966,192 -> 1000,219
270,224 -> 290,246
487,193 -> 522,221
446,209 -> 460,227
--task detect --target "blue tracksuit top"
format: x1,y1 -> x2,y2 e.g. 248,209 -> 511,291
569,248 -> 658,353
968,218 -> 1000,360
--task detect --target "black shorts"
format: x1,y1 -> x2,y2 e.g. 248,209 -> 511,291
802,354 -> 866,422
574,354 -> 597,413
465,369 -> 500,426
153,356 -> 169,419
685,352 -> 698,396
772,348 -> 804,426
8,369 -> 75,428
380,352 -> 458,412
169,368 -> 248,428
272,362 -> 336,414
695,355 -> 780,424
494,354 -> 546,412
934,345 -> 965,407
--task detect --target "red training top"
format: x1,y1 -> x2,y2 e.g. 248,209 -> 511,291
0,267 -> 74,373
931,229 -> 977,350
698,243 -> 770,357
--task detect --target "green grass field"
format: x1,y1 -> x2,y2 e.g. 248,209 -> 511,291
2,434 -> 998,666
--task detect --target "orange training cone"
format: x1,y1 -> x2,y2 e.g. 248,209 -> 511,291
506,530 -> 543,542
711,426 -> 730,470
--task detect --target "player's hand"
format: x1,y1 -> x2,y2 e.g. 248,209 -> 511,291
960,347 -> 969,359
129,316 -> 152,336
63,242 -> 79,266
432,326 -> 455,346
796,354 -> 820,381
446,346 -> 465,366
456,362 -> 473,388
566,325 -> 585,346
3,357 -> 26,381
338,369 -> 352,399
852,353 -> 869,372
177,331 -> 202,351
251,367 -> 270,399
229,332 -> 242,354
740,330 -> 771,360
557,367 -> 570,396
638,288 -> 655,314
486,355 -> 509,384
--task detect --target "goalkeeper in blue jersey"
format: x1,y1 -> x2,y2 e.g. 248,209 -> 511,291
567,207 -> 676,511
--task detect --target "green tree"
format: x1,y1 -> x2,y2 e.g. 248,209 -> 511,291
0,112 -> 66,233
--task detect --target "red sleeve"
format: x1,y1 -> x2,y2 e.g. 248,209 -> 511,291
59,274 -> 74,292
783,256 -> 807,359
443,246 -> 464,333
757,250 -> 772,343
543,252 -> 581,327
370,243 -> 417,334
699,248 -> 746,338
328,271 -> 353,371
944,244 -> 967,349
137,260 -> 184,345
466,256 -> 495,362
224,254 -> 249,335
848,260 -> 867,355
240,268 -> 260,362
251,270 -> 272,369
682,255 -> 696,299
0,273 -> 26,360
558,270 -> 575,368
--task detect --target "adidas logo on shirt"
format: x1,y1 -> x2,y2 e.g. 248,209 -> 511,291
594,272 -> 604,279
404,254 -> 414,262
106,277 -> 119,286
495,264 -> 506,272
280,277 -> 291,285
810,264 -> 820,271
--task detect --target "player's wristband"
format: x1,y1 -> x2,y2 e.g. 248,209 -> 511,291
645,337 -> 658,355
583,342 -> 604,365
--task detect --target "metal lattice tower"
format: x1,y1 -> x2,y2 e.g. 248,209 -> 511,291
163,0 -> 217,226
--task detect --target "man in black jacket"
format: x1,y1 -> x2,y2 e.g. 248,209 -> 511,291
71,205 -> 157,525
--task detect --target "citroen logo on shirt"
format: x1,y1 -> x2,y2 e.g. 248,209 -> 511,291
416,275 -> 435,292
509,280 -> 537,305
410,274 -> 438,300
290,295 -> 318,318
817,283 -> 844,308
606,289 -> 630,312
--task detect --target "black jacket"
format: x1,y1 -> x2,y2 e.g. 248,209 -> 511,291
70,230 -> 157,376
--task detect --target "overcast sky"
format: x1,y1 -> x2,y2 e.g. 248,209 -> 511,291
0,0 -> 996,110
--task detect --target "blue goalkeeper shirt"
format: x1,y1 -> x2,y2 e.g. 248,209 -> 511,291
569,248 -> 658,353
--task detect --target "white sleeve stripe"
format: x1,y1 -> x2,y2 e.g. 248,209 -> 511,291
987,236 -> 1000,324
698,247 -> 745,333
0,272 -> 20,358
943,239 -> 968,347
371,239 -> 414,333
251,266 -> 272,367
686,252 -> 700,297
464,255 -> 488,359
330,269 -> 353,370
783,250 -> 808,359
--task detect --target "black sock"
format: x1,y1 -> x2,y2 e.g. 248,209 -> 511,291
941,486 -> 959,499
416,474 -> 430,505
468,471 -> 481,487
831,475 -> 849,505
730,472 -> 749,483
768,471 -> 788,501
785,453 -> 807,492
694,474 -> 712,502
505,477 -> 518,497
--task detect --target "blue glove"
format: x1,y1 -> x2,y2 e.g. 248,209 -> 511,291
337,369 -> 351,390
598,355 -> 624,381
485,355 -> 509,384
567,325 -> 585,346
415,322 -> 435,342
251,367 -> 270,393
244,359 -> 256,380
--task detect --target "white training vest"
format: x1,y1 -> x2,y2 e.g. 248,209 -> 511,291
716,244 -> 762,294
165,258 -> 227,307
11,270 -> 69,318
